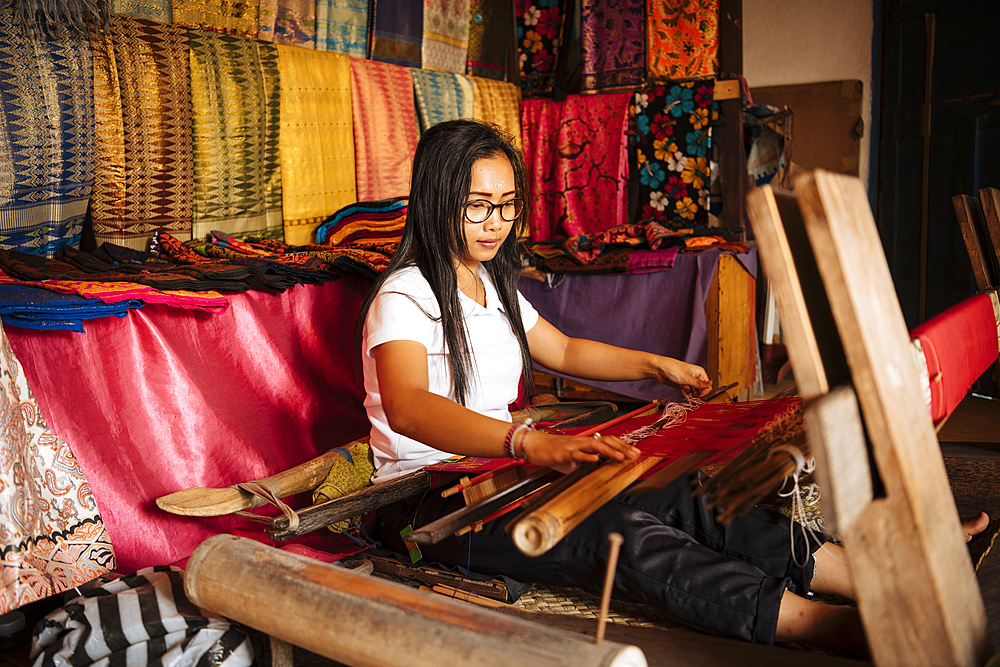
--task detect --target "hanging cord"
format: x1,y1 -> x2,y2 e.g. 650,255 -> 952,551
618,394 -> 702,445
770,444 -> 823,569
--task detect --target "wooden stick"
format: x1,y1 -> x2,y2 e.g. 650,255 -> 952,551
595,533 -> 624,644
440,459 -> 525,498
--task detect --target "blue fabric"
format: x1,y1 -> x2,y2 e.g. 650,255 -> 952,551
0,285 -> 142,332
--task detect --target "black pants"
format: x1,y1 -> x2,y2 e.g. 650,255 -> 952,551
377,474 -> 825,645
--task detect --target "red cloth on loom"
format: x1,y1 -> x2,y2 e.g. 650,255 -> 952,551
5,279 -> 374,571
910,293 -> 998,424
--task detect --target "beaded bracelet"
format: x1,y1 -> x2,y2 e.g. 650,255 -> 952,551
503,422 -> 521,459
515,423 -> 535,462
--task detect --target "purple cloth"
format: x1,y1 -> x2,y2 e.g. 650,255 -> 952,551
520,248 -> 757,401
626,247 -> 679,274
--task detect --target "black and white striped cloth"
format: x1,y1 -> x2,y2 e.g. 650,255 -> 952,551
31,565 -> 252,667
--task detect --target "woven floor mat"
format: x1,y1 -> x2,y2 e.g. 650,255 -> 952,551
513,584 -> 682,629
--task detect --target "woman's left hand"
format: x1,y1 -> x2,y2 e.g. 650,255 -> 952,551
655,358 -> 712,398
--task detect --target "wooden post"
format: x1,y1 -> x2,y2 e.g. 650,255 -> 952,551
185,535 -> 648,667
705,253 -> 755,400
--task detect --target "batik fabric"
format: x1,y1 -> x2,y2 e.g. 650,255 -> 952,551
90,17 -> 193,250
515,0 -> 567,99
411,69 -> 474,132
368,0 -> 423,68
422,0 -> 470,73
471,77 -> 522,148
349,59 -> 419,201
631,80 -> 714,228
520,93 -> 631,240
316,0 -> 368,57
277,46 -> 356,245
188,29 -> 283,240
647,0 -> 718,81
0,323 -> 115,613
466,0 -> 511,80
0,11 -> 93,256
580,0 -> 646,93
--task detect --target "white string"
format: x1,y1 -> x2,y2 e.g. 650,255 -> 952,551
619,395 -> 702,445
770,444 -> 823,567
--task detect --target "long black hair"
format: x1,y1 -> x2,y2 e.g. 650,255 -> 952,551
357,119 -> 534,406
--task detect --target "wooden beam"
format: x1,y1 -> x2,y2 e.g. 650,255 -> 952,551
977,187 -> 1000,281
704,253 -> 754,399
952,194 -> 995,291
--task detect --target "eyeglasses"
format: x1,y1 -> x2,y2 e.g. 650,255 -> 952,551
464,198 -> 524,223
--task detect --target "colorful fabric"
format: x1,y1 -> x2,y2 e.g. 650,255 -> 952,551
422,0 -> 470,73
0,285 -> 142,332
0,11 -> 93,256
316,0 -> 368,57
466,0 -> 511,80
647,0 -> 718,81
368,0 -> 423,68
349,59 -> 419,201
90,17 -> 193,251
315,197 -> 407,244
188,29 -> 283,241
0,323 -> 115,613
631,81 -> 715,228
471,77 -> 522,148
0,272 -> 230,312
580,0 -> 646,93
270,0 -> 316,47
258,0 -> 278,41
520,93 -> 631,240
411,69 -> 475,132
515,0 -> 567,99
312,441 -> 374,533
111,0 -> 171,24
564,222 -> 688,264
528,243 -> 632,274
277,46 -> 356,245
171,0 -> 259,36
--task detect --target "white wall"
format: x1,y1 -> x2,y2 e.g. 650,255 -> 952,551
743,0 -> 874,186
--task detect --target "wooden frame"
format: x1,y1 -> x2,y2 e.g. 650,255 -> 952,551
952,194 -> 997,291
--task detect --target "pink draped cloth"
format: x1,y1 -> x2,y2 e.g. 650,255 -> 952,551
520,93 -> 631,240
6,279 -> 373,571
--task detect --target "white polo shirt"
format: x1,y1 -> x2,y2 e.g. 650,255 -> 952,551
363,264 -> 540,482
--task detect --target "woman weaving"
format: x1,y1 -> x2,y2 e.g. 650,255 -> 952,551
359,119 -> 985,656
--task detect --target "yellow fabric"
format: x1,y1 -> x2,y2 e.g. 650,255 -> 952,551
312,441 -> 375,533
472,76 -> 522,150
172,0 -> 259,36
277,45 -> 357,245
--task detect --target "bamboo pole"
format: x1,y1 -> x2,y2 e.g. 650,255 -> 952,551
185,535 -> 647,667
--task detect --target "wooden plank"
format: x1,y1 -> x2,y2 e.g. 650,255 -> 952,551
705,254 -> 754,399
952,194 -> 995,291
978,187 -> 1000,280
796,170 -> 990,667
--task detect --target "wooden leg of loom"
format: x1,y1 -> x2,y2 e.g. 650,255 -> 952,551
270,636 -> 293,667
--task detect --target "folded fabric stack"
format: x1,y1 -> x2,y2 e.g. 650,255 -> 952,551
0,284 -> 143,332
310,198 -> 407,279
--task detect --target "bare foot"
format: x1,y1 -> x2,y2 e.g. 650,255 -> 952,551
963,512 -> 990,542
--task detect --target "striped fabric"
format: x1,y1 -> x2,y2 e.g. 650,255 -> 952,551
188,29 -> 284,240
33,566 -> 252,667
466,0 -> 510,80
90,17 -> 193,250
0,10 -> 93,256
411,68 -> 474,132
368,0 -> 423,68
316,0 -> 368,57
111,0 -> 171,24
277,46 -> 356,245
171,0 -> 259,37
349,58 -> 419,201
422,0 -> 470,73
471,76 -> 522,149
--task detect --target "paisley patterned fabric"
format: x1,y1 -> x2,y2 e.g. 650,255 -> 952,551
188,29 -> 284,240
422,0 -> 470,73
277,46 -> 356,245
411,69 -> 474,132
515,0 -> 567,99
90,17 -> 193,250
368,0 -> 423,68
0,323 -> 115,613
466,0 -> 511,80
316,0 -> 368,57
580,0 -> 646,93
647,0 -> 718,81
0,10 -> 93,257
631,80 -> 715,228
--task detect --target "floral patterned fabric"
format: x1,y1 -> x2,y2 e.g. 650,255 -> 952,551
515,0 -> 567,99
631,80 -> 715,228
580,0 -> 646,93
647,0 -> 718,81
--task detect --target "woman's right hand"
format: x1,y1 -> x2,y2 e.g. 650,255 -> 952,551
521,431 -> 640,474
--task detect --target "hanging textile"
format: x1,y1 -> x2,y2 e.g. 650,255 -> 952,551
422,0 -> 470,73
515,0 -> 567,99
110,0 -> 170,24
277,46 -> 356,245
0,323 -> 115,614
471,77 -> 522,149
316,0 -> 368,57
270,0 -> 316,47
520,93 -> 631,240
466,0 -> 510,80
188,29 -> 283,241
368,0 -> 423,68
631,80 -> 714,228
580,0 -> 646,93
90,17 -> 193,251
411,69 -> 474,132
646,0 -> 718,81
171,0 -> 258,37
0,10 -> 93,257
349,58 -> 419,201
